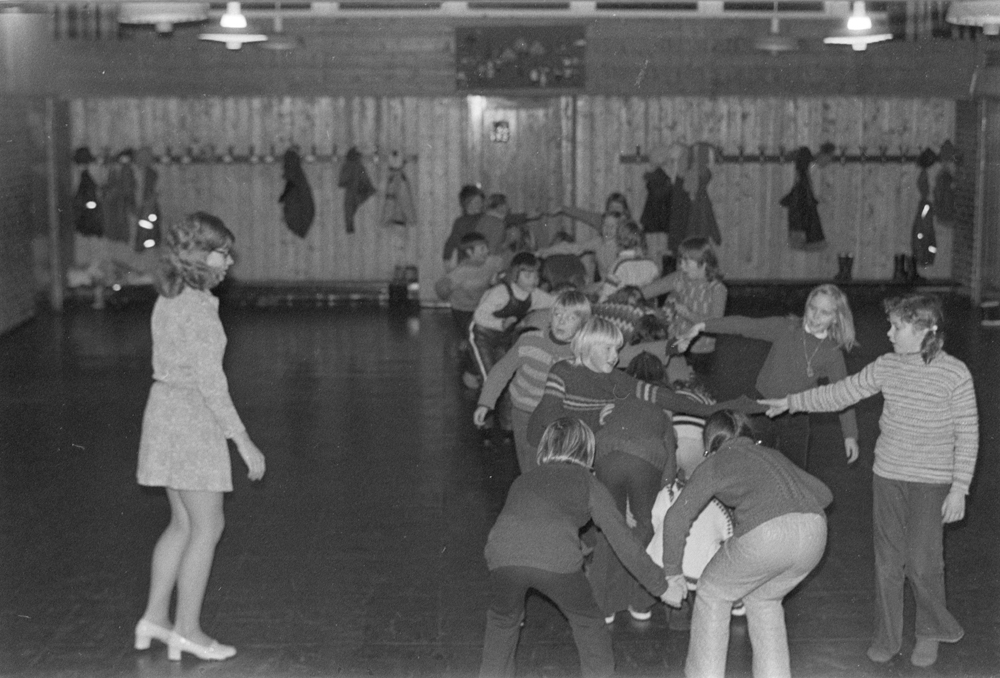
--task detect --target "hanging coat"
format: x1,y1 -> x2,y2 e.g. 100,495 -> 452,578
687,143 -> 721,246
912,149 -> 937,267
666,175 -> 691,253
73,169 -> 104,237
134,163 -> 162,251
640,166 -> 671,235
279,148 -> 315,239
337,147 -> 376,234
933,140 -> 957,226
102,157 -> 137,243
780,147 -> 826,250
382,167 -> 417,227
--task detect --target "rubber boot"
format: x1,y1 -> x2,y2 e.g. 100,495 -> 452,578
892,254 -> 908,283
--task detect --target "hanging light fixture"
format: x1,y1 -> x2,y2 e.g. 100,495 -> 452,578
823,29 -> 892,51
846,2 -> 872,31
199,2 -> 266,50
118,2 -> 208,35
947,1 -> 1000,36
754,2 -> 800,54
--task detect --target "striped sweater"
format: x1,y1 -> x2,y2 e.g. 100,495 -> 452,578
527,360 -> 763,448
478,330 -> 575,413
788,351 -> 979,494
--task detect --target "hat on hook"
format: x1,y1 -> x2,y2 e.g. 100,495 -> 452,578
938,140 -> 957,165
73,146 -> 97,164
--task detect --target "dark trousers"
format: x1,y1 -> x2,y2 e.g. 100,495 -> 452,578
480,566 -> 613,678
752,412 -> 811,469
451,309 -> 476,375
589,453 -> 662,615
470,325 -> 514,381
870,476 -> 964,657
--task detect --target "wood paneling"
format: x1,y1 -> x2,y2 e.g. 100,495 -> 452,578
572,96 -> 956,280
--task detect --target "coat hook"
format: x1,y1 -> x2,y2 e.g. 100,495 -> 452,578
879,145 -> 889,163
838,145 -> 849,164
757,144 -> 767,164
736,145 -> 745,163
858,146 -> 867,162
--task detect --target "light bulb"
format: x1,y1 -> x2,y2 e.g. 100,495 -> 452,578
220,2 -> 246,29
847,2 -> 872,31
144,239 -> 156,248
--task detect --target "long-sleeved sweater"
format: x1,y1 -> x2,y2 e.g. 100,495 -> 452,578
660,437 -> 832,577
527,360 -> 764,447
704,315 -> 858,440
788,351 -> 979,494
434,255 -> 504,313
484,462 -> 667,597
473,284 -> 556,332
643,273 -> 727,354
478,330 -> 575,413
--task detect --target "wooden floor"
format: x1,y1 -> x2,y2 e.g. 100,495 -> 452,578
1,288 -> 998,677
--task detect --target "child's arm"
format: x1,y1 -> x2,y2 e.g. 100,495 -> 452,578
472,285 -> 510,331
641,271 -> 680,301
556,205 -> 603,231
476,337 -> 530,413
618,339 -> 672,367
765,359 -> 882,416
615,370 -> 763,417
589,477 -> 668,597
527,367 -> 569,447
821,349 -> 860,462
678,282 -> 727,324
943,374 -> 979,523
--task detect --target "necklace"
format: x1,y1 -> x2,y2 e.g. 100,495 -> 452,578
803,332 -> 823,378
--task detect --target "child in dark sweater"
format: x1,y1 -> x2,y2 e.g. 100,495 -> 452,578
480,418 -> 669,678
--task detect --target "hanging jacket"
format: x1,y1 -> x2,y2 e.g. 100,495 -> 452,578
687,144 -> 721,246
912,150 -> 937,266
102,158 -> 137,243
73,169 -> 104,237
640,166 -> 671,235
279,148 -> 316,239
382,166 -> 417,227
337,147 -> 376,234
667,175 -> 692,253
780,147 -> 826,250
134,164 -> 161,251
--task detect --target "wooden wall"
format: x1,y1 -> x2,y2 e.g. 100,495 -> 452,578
70,95 -> 956,290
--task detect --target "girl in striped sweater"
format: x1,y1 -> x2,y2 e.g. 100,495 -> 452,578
474,290 -> 591,473
762,294 -> 979,668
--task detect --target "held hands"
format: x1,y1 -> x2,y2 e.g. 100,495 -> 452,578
759,397 -> 790,418
675,322 -> 705,353
660,574 -> 688,608
942,489 -> 966,524
473,406 -> 491,428
233,431 -> 266,481
844,437 -> 860,464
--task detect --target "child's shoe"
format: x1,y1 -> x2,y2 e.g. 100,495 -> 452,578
866,645 -> 896,664
731,600 -> 746,616
911,639 -> 939,667
627,606 -> 652,621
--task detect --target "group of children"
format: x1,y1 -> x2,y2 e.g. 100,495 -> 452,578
436,188 -> 981,677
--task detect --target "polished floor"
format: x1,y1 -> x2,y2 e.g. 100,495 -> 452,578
1,288 -> 998,677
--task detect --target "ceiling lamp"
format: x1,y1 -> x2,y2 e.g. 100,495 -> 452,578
219,2 -> 247,29
846,2 -> 872,31
118,2 -> 208,35
754,4 -> 799,55
947,1 -> 1000,36
823,29 -> 892,51
199,27 -> 267,50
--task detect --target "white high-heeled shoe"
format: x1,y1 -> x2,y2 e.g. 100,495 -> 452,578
167,631 -> 236,661
134,619 -> 172,651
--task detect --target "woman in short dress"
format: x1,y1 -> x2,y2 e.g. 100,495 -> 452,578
134,212 -> 266,662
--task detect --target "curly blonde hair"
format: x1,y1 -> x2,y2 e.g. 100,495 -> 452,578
155,212 -> 235,298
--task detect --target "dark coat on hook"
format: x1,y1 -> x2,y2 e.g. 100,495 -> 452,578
279,148 -> 315,239
73,169 -> 103,237
338,147 -> 376,234
102,155 -> 137,244
781,147 -> 826,251
382,166 -> 416,227
912,149 -> 937,267
640,166 -> 671,235
687,143 -> 721,246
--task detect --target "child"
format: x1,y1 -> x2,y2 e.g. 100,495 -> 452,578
539,205 -> 628,285
682,283 -> 859,469
435,232 -> 505,388
441,184 -> 485,270
588,352 -> 677,623
476,193 -> 543,258
479,418 -> 669,678
527,317 -> 763,451
598,221 -> 660,301
660,410 -> 832,678
762,294 -> 978,668
470,252 -> 556,382
641,236 -> 727,376
135,213 -> 266,661
474,289 -> 592,473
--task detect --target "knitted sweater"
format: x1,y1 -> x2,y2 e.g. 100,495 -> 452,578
660,437 -> 832,577
478,330 -> 575,414
788,351 -> 978,494
643,273 -> 727,354
527,361 -> 763,447
433,256 -> 504,313
704,315 -> 858,440
484,462 -> 667,596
